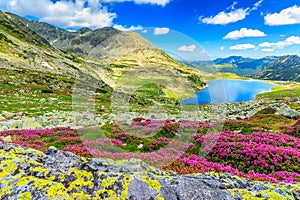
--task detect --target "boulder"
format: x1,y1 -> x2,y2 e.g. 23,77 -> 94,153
0,143 -> 299,199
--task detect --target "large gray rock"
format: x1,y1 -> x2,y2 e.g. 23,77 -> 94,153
0,142 -> 299,199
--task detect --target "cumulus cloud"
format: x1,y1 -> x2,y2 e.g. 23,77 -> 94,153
201,0 -> 263,25
113,24 -> 144,32
153,27 -> 170,35
223,28 -> 266,40
220,46 -> 225,50
230,43 -> 256,50
178,44 -> 197,52
265,5 -> 300,26
259,36 -> 300,49
0,0 -> 116,29
102,0 -> 171,6
201,8 -> 249,25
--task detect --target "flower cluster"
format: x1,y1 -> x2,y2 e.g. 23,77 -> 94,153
166,154 -> 300,183
191,130 -> 300,174
0,116 -> 299,184
0,127 -> 81,152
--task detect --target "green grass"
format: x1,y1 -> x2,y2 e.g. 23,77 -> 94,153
0,65 -> 191,116
256,86 -> 300,101
215,64 -> 236,69
0,68 -> 111,117
250,114 -> 295,132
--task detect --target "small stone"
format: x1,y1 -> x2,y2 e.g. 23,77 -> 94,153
275,188 -> 287,196
2,111 -> 15,118
47,146 -> 58,155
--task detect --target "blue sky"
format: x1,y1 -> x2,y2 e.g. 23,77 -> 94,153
1,0 -> 300,60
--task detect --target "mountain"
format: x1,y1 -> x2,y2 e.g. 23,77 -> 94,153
214,56 -> 245,64
9,12 -> 121,56
206,55 -> 300,82
0,10 -> 115,83
186,56 -> 279,77
0,10 -> 115,115
256,55 -> 300,81
9,12 -> 206,80
1,11 -> 208,115
0,10 -> 76,75
11,13 -> 184,67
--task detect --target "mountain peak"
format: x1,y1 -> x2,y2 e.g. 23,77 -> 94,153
77,27 -> 92,34
214,56 -> 245,64
7,13 -> 122,56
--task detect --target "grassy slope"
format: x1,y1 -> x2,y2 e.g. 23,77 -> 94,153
0,11 -> 113,116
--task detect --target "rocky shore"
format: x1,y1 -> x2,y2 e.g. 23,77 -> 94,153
0,142 -> 299,199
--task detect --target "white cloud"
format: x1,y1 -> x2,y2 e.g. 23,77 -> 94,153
230,43 -> 256,50
153,27 -> 170,35
220,46 -> 225,50
102,0 -> 171,6
259,36 -> 300,49
227,2 -> 238,10
178,44 -> 197,52
259,42 -> 272,48
113,24 -> 144,32
261,48 -> 274,52
201,8 -> 249,25
252,0 -> 263,11
265,5 -> 300,26
201,0 -> 263,25
223,28 -> 266,40
0,0 -> 116,29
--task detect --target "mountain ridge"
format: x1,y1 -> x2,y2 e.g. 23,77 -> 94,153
8,12 -> 122,57
185,55 -> 300,82
256,55 -> 300,81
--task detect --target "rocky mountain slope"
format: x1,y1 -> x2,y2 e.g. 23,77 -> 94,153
0,11 -> 76,76
0,10 -> 114,116
256,55 -> 300,81
8,12 -> 121,57
11,12 -> 203,81
0,11 -> 113,83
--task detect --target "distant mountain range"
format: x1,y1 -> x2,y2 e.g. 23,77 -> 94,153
185,55 -> 300,82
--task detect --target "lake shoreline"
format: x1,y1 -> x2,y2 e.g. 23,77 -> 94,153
182,79 -> 276,105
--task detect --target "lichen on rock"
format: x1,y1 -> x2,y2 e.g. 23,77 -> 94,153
0,142 -> 299,199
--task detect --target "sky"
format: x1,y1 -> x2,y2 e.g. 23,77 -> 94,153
1,0 -> 300,60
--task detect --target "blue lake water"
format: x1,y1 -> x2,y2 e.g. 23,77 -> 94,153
181,79 -> 276,105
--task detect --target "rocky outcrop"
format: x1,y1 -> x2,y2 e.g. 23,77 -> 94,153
267,103 -> 300,118
0,142 -> 299,199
